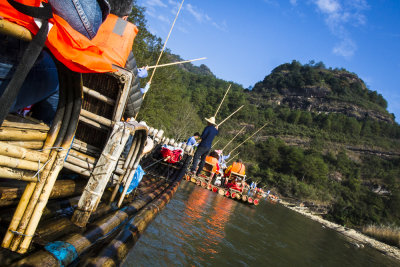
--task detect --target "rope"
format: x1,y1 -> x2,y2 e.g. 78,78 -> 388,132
10,230 -> 34,237
31,156 -> 52,179
38,146 -> 66,152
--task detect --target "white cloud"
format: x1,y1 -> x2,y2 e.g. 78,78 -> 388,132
315,0 -> 341,14
186,3 -> 206,22
157,15 -> 170,23
311,0 -> 369,58
333,38 -> 356,58
290,0 -> 297,6
145,0 -> 167,8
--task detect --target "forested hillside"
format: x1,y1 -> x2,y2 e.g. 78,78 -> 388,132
130,1 -> 400,228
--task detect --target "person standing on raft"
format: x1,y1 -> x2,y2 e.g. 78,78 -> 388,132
189,117 -> 219,176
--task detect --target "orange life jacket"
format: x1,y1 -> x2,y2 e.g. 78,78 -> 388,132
205,156 -> 219,173
92,14 -> 138,68
0,0 -> 115,73
225,162 -> 245,176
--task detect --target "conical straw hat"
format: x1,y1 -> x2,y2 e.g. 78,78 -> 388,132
205,116 -> 216,125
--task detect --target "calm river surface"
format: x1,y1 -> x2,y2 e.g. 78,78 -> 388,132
124,181 -> 399,267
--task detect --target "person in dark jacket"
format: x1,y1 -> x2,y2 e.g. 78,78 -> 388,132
190,116 -> 219,175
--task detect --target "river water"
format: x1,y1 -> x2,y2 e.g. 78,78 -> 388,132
124,181 -> 399,267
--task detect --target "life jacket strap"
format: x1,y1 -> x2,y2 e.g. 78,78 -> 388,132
0,0 -> 52,125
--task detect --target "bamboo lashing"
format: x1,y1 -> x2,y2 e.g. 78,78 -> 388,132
221,126 -> 246,151
144,0 -> 185,100
216,105 -> 244,127
214,84 -> 231,118
147,57 -> 206,69
229,123 -> 268,155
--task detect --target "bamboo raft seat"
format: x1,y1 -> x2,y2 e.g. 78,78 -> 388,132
198,161 -> 216,181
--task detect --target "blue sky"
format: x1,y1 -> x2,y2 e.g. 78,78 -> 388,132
137,0 -> 400,121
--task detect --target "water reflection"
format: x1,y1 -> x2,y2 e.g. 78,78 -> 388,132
124,181 -> 400,267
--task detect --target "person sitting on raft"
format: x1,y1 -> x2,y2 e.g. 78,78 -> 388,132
226,178 -> 243,192
205,150 -> 220,176
215,150 -> 230,169
186,132 -> 200,146
224,158 -> 245,177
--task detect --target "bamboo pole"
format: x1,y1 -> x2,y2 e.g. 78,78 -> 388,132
0,154 -> 44,171
2,66 -> 69,250
0,128 -> 47,141
80,109 -> 113,127
142,0 -> 185,100
221,126 -> 246,151
0,141 -> 48,162
71,122 -> 131,227
229,123 -> 268,155
79,115 -> 110,131
0,19 -> 33,42
17,70 -> 82,254
226,152 -> 240,164
214,84 -> 231,118
118,132 -> 146,207
211,139 -> 219,149
216,105 -> 244,127
83,86 -> 115,105
14,177 -> 178,266
147,57 -> 206,69
3,141 -> 43,149
0,167 -> 37,182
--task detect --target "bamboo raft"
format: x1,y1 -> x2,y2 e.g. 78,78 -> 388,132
184,173 -> 263,206
0,18 -> 195,266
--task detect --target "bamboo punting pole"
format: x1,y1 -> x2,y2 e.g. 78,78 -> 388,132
221,126 -> 246,151
142,0 -> 185,100
226,152 -> 240,164
0,19 -> 32,41
147,57 -> 206,69
216,105 -> 244,127
214,84 -> 231,118
228,123 -> 268,155
0,128 -> 47,141
211,139 -> 219,149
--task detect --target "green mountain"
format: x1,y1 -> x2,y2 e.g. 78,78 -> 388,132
130,1 -> 400,228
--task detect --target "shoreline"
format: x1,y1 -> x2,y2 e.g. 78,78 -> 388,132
278,199 -> 400,262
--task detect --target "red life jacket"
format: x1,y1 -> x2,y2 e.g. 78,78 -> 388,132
0,0 -> 115,73
92,14 -> 138,68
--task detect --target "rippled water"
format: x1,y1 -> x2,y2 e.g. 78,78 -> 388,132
124,181 -> 399,267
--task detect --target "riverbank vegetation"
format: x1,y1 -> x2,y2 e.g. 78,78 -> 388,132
129,0 -> 400,238
362,225 -> 400,248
